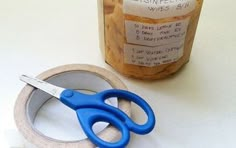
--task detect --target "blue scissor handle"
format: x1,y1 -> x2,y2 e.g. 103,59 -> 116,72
60,89 -> 156,148
76,108 -> 130,148
97,89 -> 156,134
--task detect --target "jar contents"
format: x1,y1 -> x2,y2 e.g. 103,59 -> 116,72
98,0 -> 203,79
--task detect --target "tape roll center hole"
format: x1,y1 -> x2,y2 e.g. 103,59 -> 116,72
27,71 -> 118,142
33,89 -> 116,142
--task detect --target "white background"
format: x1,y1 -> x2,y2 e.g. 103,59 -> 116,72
0,0 -> 236,148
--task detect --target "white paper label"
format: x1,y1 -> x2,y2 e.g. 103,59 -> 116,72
124,41 -> 184,67
124,0 -> 196,19
125,18 -> 190,46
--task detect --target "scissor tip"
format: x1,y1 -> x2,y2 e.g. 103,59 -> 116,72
19,74 -> 30,82
20,74 -> 25,79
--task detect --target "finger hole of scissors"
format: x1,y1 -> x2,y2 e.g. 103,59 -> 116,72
104,97 -> 118,108
131,102 -> 148,124
77,108 -> 130,147
103,95 -> 147,125
89,119 -> 129,147
92,122 -> 122,143
91,121 -> 109,137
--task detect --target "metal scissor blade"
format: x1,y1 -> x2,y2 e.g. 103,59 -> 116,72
20,75 -> 65,99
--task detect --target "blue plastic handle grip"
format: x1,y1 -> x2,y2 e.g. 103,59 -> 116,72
60,89 -> 156,148
76,108 -> 130,148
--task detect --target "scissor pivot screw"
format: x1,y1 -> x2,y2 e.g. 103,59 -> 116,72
63,90 -> 74,98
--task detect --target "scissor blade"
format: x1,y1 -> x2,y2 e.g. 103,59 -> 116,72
20,75 -> 65,99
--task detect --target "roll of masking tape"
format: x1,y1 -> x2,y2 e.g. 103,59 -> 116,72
14,64 -> 131,148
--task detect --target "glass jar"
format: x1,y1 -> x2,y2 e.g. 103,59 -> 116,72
98,0 -> 203,79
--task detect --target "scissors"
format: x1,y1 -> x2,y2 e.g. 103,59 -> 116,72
20,75 -> 155,148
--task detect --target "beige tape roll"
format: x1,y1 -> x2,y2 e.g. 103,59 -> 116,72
14,64 -> 131,148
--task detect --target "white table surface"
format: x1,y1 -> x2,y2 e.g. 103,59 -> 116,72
1,0 -> 236,148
